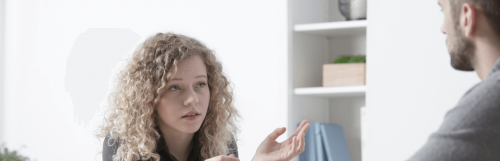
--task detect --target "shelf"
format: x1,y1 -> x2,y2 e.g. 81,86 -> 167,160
294,86 -> 366,97
294,20 -> 367,36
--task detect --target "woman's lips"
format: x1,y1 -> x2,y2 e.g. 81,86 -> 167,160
182,110 -> 200,119
182,114 -> 200,120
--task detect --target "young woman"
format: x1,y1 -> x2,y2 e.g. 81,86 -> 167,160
97,33 -> 310,161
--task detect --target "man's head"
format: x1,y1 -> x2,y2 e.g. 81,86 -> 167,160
439,0 -> 500,71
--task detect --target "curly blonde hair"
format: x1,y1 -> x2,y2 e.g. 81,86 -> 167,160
97,32 -> 240,161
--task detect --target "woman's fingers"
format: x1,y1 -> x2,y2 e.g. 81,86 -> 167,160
292,120 -> 308,137
288,136 -> 297,158
289,122 -> 309,158
293,136 -> 298,152
298,123 -> 310,138
298,130 -> 306,153
267,127 -> 287,141
285,120 -> 308,143
296,131 -> 303,153
296,122 -> 310,143
225,156 -> 240,161
297,123 -> 310,153
205,155 -> 239,161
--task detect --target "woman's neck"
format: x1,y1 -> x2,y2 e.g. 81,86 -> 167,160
158,123 -> 195,161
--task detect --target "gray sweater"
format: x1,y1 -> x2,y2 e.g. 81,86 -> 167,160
409,58 -> 500,161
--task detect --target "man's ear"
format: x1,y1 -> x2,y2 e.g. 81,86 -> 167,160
461,3 -> 477,37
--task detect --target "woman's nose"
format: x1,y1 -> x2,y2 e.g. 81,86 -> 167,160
183,88 -> 199,107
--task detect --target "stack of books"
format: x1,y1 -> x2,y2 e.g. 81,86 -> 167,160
299,123 -> 351,161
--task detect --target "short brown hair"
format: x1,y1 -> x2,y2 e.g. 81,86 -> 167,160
450,0 -> 500,37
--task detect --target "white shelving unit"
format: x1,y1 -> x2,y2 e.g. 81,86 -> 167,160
294,20 -> 368,36
288,1 -> 367,161
294,86 -> 366,97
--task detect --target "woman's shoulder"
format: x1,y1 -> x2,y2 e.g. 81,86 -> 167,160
103,134 -> 120,161
227,135 -> 238,158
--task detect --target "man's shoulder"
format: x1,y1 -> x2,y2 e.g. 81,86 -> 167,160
445,72 -> 500,129
486,70 -> 500,85
461,73 -> 500,103
409,72 -> 500,161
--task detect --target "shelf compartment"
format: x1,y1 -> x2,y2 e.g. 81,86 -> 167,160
294,20 -> 367,36
294,86 -> 366,97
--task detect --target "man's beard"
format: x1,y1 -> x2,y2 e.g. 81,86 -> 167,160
449,27 -> 475,71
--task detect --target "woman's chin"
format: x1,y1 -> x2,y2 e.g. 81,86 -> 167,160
180,126 -> 202,134
179,115 -> 205,133
178,121 -> 203,134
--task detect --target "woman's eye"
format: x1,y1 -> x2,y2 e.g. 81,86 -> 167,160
169,86 -> 180,91
197,83 -> 206,88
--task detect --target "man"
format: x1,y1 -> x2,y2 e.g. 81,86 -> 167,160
409,0 -> 500,160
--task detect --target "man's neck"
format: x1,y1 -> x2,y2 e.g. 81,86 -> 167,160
472,36 -> 500,80
158,123 -> 195,161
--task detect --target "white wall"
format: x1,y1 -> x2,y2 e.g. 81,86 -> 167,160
366,0 -> 481,161
2,0 -> 288,160
0,0 -> 5,146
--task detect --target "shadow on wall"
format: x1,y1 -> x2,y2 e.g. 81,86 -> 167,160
65,28 -> 141,124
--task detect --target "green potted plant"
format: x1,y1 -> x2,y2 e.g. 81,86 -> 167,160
0,144 -> 31,161
323,55 -> 366,87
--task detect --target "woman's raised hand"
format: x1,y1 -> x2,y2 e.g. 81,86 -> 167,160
205,154 -> 239,161
251,120 -> 311,161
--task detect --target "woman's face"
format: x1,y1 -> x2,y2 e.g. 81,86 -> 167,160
157,55 -> 210,134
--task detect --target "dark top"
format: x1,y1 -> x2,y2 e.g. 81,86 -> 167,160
103,132 -> 238,161
408,58 -> 500,161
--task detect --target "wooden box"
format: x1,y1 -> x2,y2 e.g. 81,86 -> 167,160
323,63 -> 366,87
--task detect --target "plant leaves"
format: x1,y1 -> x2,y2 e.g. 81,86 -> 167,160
333,55 -> 366,64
